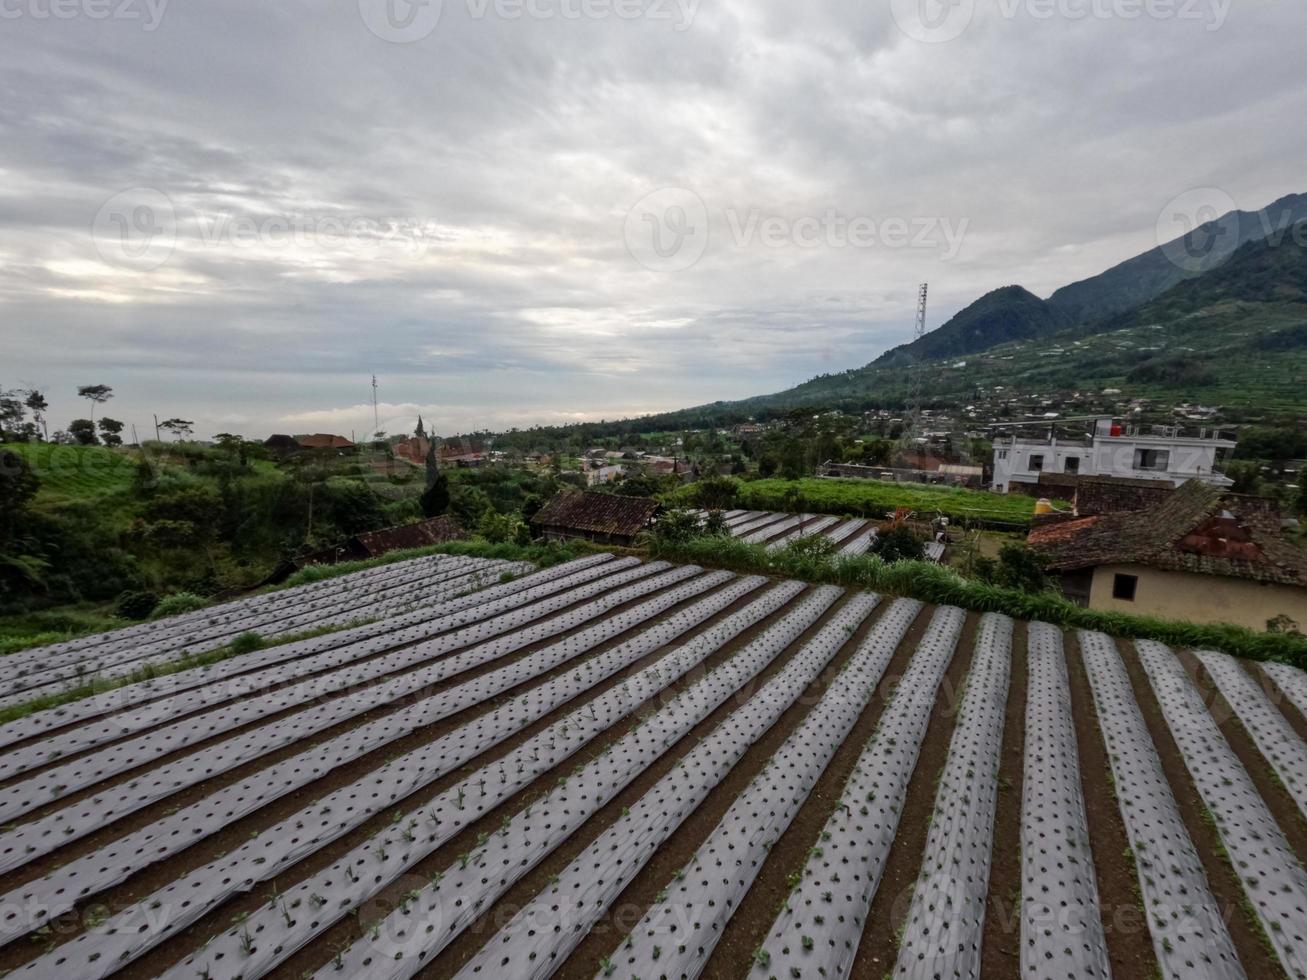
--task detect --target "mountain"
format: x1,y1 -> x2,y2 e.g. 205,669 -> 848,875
872,285 -> 1072,367
1047,191 -> 1307,324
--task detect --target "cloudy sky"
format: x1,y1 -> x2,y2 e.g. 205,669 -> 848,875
2,0 -> 1305,440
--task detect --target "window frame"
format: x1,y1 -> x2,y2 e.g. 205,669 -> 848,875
1112,573 -> 1139,602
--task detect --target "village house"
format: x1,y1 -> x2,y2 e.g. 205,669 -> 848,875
1028,480 -> 1307,632
530,490 -> 659,547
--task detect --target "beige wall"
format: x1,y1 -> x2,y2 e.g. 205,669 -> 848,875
1088,563 -> 1307,632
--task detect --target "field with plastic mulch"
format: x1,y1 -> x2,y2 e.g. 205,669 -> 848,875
1,551 -> 1305,980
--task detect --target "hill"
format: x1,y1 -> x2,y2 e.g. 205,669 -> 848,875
873,285 -> 1071,367
1047,191 -> 1307,324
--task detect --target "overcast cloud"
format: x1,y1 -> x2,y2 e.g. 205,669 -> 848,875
2,0 -> 1304,439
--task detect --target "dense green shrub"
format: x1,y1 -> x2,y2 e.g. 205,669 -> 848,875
149,592 -> 210,620
115,590 -> 160,620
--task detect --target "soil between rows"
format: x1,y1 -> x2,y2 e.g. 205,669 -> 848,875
263,582 -> 822,980
544,594 -> 914,979
847,611 -> 983,978
0,569 -> 746,975
1114,639 -> 1288,980
1063,632 -> 1159,980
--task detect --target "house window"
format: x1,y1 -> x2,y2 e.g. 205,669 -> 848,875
1064,457 -> 1080,474
997,450 -> 1008,460
1030,455 -> 1045,472
1112,573 -> 1139,601
1133,448 -> 1171,472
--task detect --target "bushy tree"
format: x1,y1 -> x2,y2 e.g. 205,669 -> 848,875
691,475 -> 737,511
98,417 -> 125,447
870,525 -> 925,563
647,508 -> 702,545
76,384 -> 113,420
68,418 -> 98,445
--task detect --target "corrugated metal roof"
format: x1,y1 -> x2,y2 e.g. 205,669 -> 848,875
353,515 -> 468,556
530,490 -> 659,538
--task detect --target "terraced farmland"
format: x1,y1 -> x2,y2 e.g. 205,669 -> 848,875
1,552 -> 1305,980
697,508 -> 946,562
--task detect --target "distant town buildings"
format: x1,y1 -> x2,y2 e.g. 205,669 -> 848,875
992,418 -> 1236,493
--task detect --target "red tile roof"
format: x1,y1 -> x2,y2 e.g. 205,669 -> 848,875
1029,480 -> 1307,587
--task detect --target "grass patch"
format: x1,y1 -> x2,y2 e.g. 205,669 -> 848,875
667,477 -> 1039,527
647,535 -> 1307,668
0,606 -> 128,656
4,442 -> 139,500
0,618 -> 376,725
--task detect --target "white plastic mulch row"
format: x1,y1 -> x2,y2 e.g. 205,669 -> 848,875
1195,651 -> 1307,823
155,580 -> 809,980
588,598 -> 923,980
0,556 -> 605,750
314,586 -> 844,980
1078,632 -> 1244,980
5,573 -> 773,958
740,514 -> 811,544
0,558 -> 661,825
0,560 -> 655,783
755,604 -> 968,980
1020,623 -> 1110,980
0,558 -> 529,712
1263,661 -> 1307,719
764,516 -> 841,550
1136,640 -> 1307,980
823,518 -> 870,546
0,564 -> 679,878
0,554 -> 501,697
730,513 -> 791,537
893,613 -> 1013,980
0,551 -> 472,667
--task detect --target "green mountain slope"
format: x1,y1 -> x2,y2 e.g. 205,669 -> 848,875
873,285 -> 1072,367
1047,191 -> 1307,324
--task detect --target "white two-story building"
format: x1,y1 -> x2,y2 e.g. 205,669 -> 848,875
992,419 -> 1236,493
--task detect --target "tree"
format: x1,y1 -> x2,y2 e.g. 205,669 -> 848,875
68,418 -> 99,445
76,384 -> 113,421
870,525 -> 925,563
24,390 -> 48,441
415,415 -> 427,439
0,390 -> 24,439
158,418 -> 194,441
98,417 -> 125,447
420,439 -> 450,517
691,475 -> 737,511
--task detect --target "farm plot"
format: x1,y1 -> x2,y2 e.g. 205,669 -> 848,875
696,509 -> 947,563
0,557 -> 1304,980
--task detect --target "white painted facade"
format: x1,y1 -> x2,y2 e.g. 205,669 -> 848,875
992,419 -> 1235,493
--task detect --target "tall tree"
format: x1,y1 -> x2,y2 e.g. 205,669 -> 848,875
23,390 -> 48,441
158,418 -> 194,441
419,438 -> 450,517
76,384 -> 114,421
414,415 -> 426,439
97,417 -> 125,447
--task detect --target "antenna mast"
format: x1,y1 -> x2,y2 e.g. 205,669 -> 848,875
371,375 -> 379,439
906,282 -> 929,445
